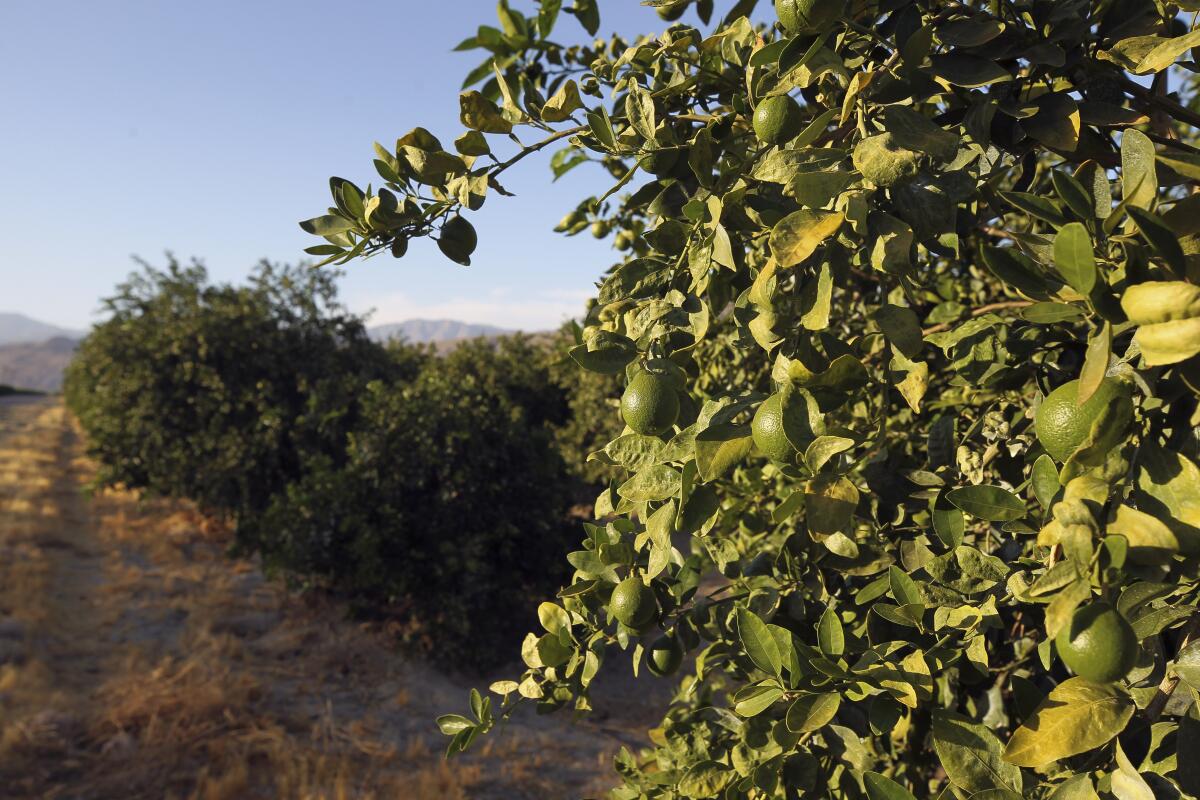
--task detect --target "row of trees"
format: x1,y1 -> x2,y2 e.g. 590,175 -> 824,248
65,258 -> 621,665
298,0 -> 1200,797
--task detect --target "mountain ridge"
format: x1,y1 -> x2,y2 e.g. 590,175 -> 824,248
367,318 -> 514,344
0,312 -> 84,346
0,315 -> 531,393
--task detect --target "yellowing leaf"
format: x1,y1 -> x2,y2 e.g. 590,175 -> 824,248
540,80 -> 584,123
769,210 -> 844,267
1134,317 -> 1200,365
1121,281 -> 1200,325
1002,678 -> 1134,767
1108,504 -> 1179,564
932,709 -> 1023,796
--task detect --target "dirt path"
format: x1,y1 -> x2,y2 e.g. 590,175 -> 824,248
0,400 -> 658,799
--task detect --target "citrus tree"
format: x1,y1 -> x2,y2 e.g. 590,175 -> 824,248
301,0 -> 1200,796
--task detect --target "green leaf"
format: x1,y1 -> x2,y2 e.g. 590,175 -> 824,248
1002,678 -> 1134,767
1077,322 -> 1111,404
1126,207 -> 1187,276
805,476 -> 859,537
817,606 -> 844,658
805,435 -> 855,473
459,90 -> 512,133
1032,455 -> 1060,509
769,210 -> 844,267
873,304 -> 924,359
299,214 -> 357,236
946,485 -> 1026,522
541,79 -> 584,123
695,435 -> 753,482
1173,641 -> 1200,691
733,683 -> 784,716
932,709 -> 1023,796
853,134 -> 920,187
863,771 -> 918,800
436,714 -> 475,735
1021,302 -> 1084,325
1108,504 -> 1179,565
785,692 -> 841,732
678,761 -> 733,799
737,606 -> 782,676
878,105 -> 960,161
1048,775 -> 1101,800
617,465 -> 681,502
889,566 -> 923,608
1121,129 -> 1157,216
1111,741 -> 1155,800
570,0 -> 599,35
1053,222 -> 1097,294
1133,28 -> 1200,73
625,83 -> 656,142
929,53 -> 1013,87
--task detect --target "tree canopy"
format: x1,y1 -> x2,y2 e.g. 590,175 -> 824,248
303,0 -> 1200,796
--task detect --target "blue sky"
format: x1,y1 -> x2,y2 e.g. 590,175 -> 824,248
0,1 -> 728,332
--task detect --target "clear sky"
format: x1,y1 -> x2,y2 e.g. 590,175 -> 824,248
0,1 -> 719,332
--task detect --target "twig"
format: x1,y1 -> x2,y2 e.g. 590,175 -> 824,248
921,300 -> 1034,335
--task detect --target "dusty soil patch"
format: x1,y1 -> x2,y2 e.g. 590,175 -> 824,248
0,399 -> 660,799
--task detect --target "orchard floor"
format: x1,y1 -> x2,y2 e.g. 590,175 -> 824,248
0,398 -> 668,799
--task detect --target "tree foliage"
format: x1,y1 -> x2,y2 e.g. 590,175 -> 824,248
66,262 -> 591,666
249,343 -> 578,667
306,0 -> 1200,795
64,258 -> 393,527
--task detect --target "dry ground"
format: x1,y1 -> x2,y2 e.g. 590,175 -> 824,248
0,398 -> 663,799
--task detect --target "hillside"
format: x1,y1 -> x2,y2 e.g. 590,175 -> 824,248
0,313 -> 83,346
0,337 -> 79,393
368,319 -> 512,344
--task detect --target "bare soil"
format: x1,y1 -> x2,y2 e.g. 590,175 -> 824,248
0,398 -> 663,799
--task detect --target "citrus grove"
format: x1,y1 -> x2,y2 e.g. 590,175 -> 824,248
298,0 -> 1200,796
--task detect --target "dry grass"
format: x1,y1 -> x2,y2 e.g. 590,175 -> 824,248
0,399 -> 628,799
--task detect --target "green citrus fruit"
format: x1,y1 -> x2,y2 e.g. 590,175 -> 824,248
647,634 -> 684,676
1034,378 -> 1133,462
753,95 -> 805,145
621,371 -> 680,436
1055,602 -> 1139,683
610,577 -> 659,630
657,4 -> 685,21
752,394 -> 795,463
637,147 -> 681,176
439,215 -> 478,263
775,0 -> 844,33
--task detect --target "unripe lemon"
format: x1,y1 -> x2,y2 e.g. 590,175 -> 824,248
637,147 -> 681,176
621,371 -> 680,436
657,3 -> 685,21
1055,602 -> 1139,683
647,634 -> 684,676
753,95 -> 805,145
752,394 -> 795,463
610,577 -> 659,630
775,0 -> 844,33
1035,378 -> 1133,462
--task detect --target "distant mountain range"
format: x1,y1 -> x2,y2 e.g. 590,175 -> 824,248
0,314 -> 522,393
0,337 -> 77,393
0,313 -> 84,346
367,319 -> 513,344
